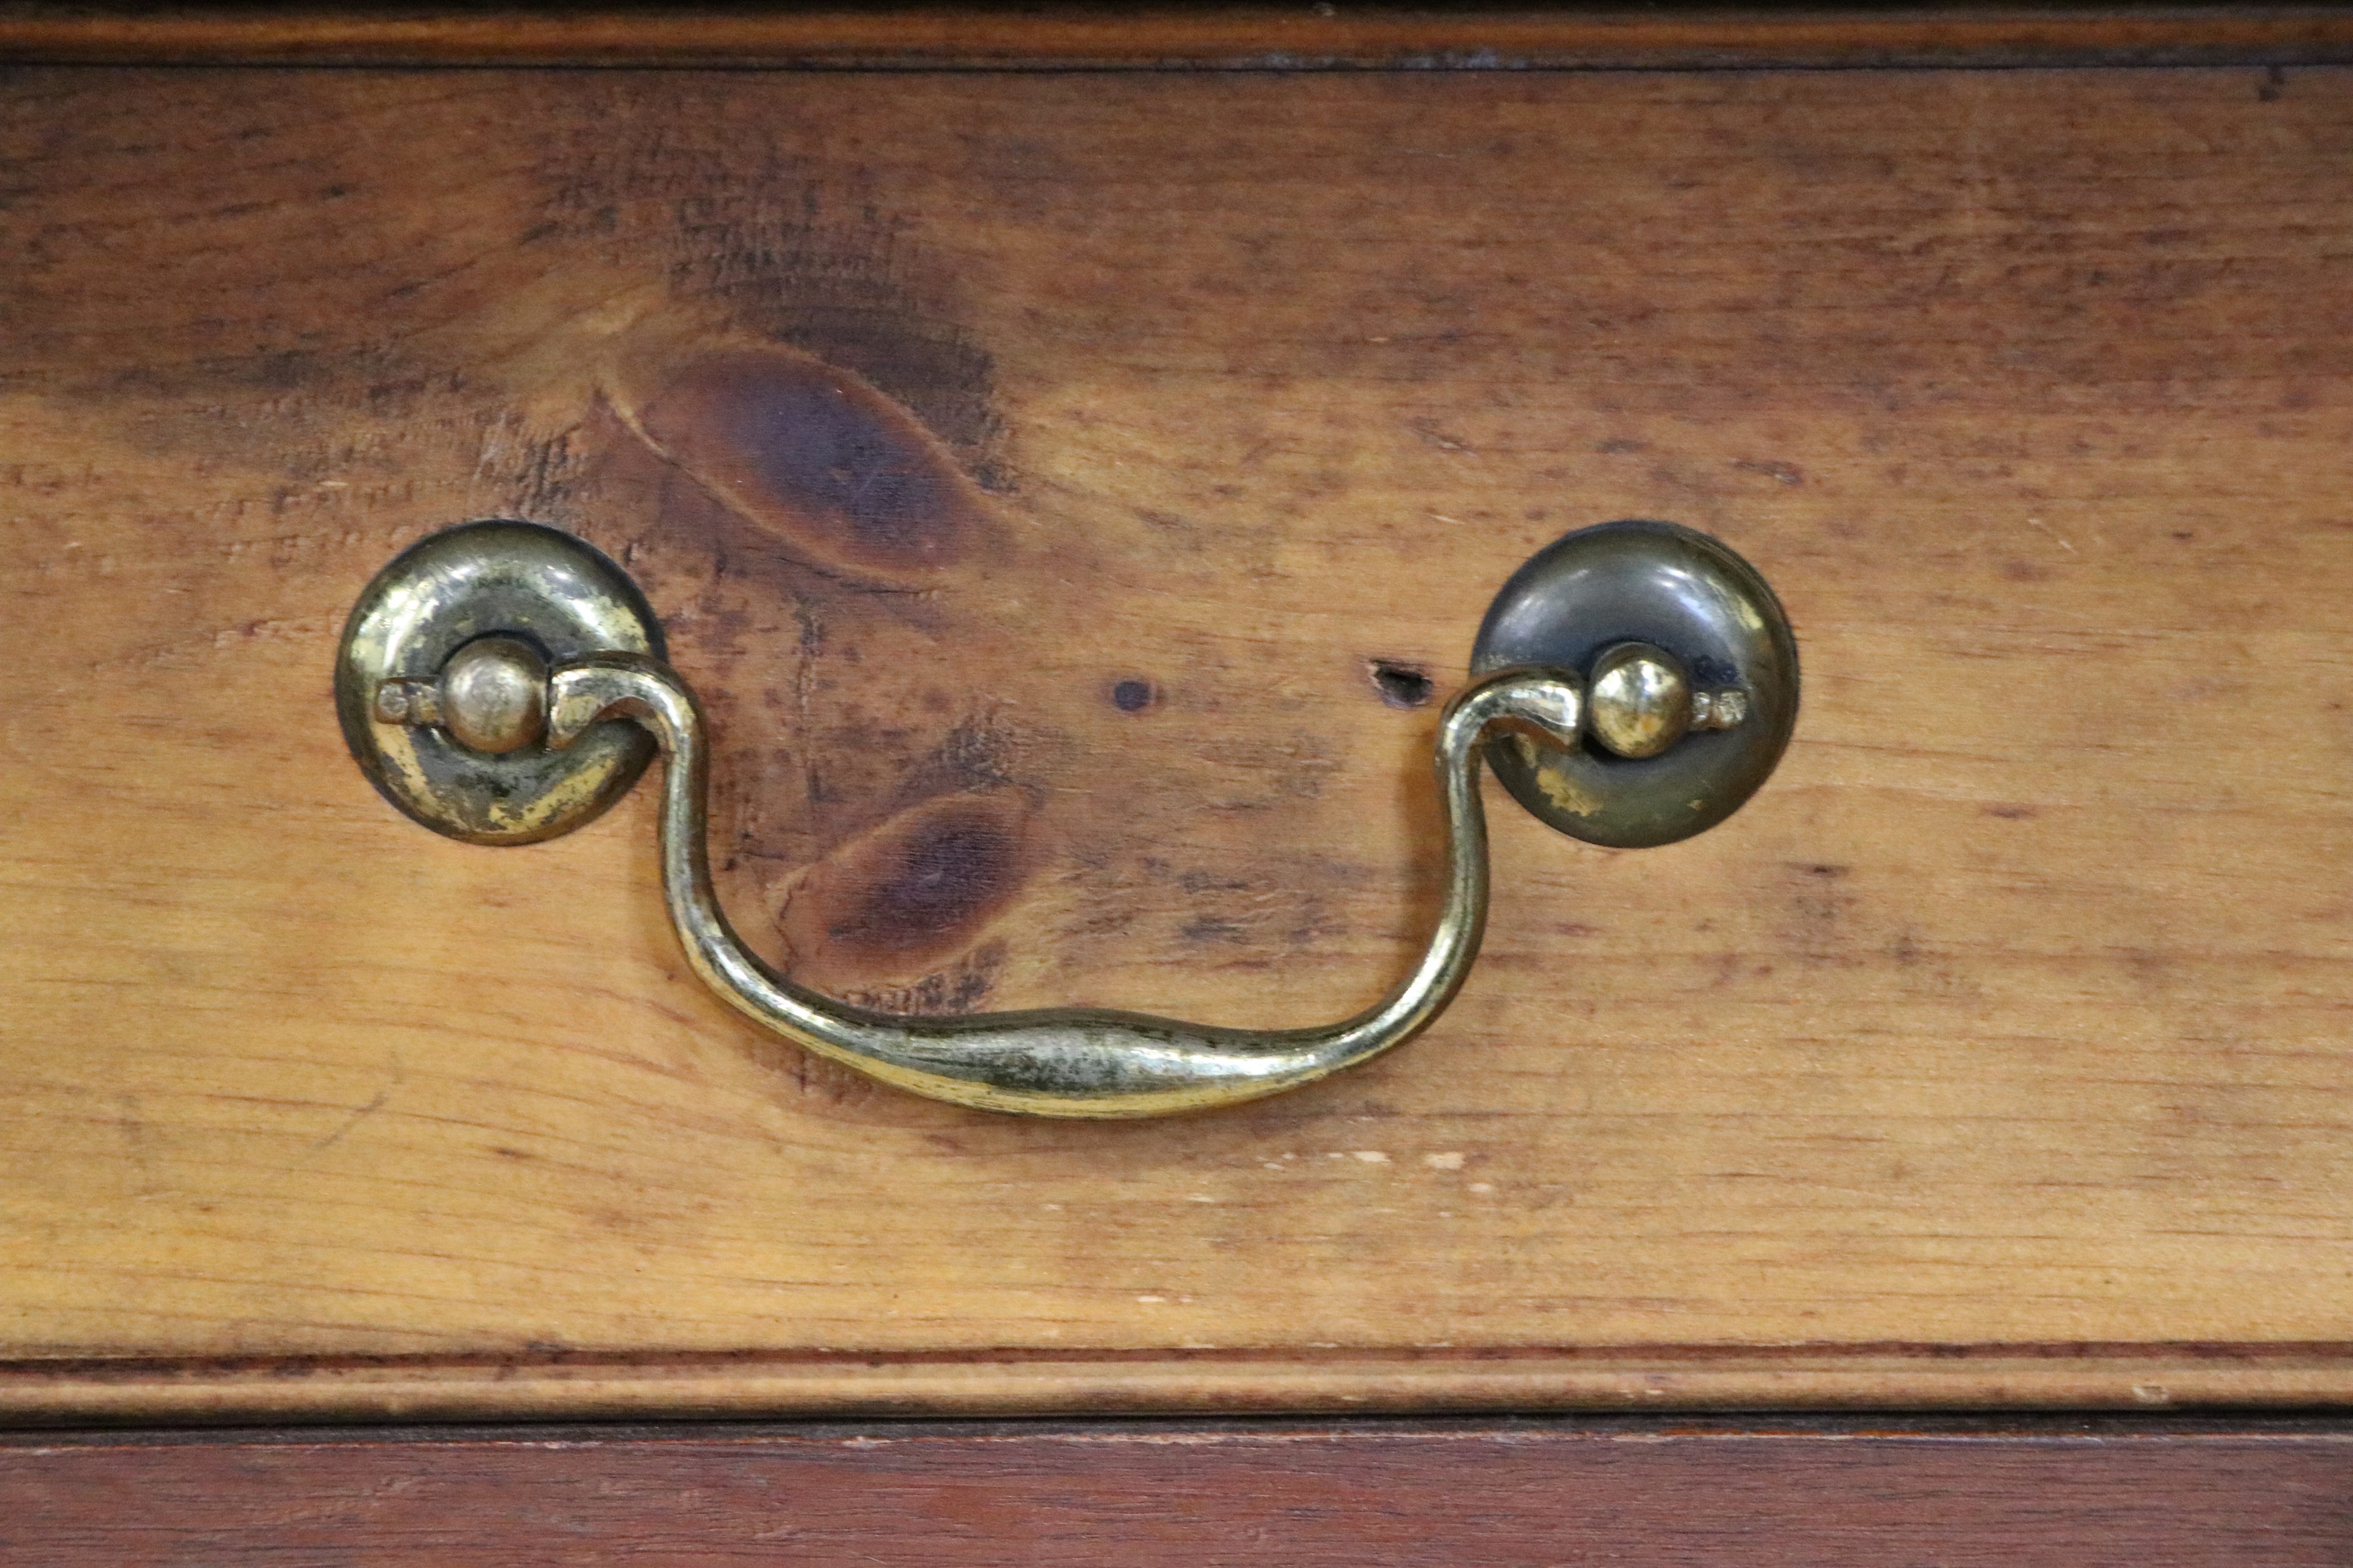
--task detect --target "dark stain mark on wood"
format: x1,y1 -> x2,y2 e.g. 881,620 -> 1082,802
775,792 -> 1035,985
1110,678 -> 1156,713
837,805 -> 1022,948
886,713 -> 1031,813
1182,915 -> 1249,945
842,940 -> 1010,1019
532,91 -> 1005,483
1786,862 -> 1855,963
628,347 -> 994,579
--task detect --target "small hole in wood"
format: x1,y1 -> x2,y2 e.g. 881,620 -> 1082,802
1369,660 -> 1434,709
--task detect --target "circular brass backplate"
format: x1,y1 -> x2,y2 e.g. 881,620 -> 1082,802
1471,519 -> 1799,849
335,521 -> 664,845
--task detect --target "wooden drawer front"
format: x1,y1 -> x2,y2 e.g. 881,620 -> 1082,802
4,62 -> 2351,1417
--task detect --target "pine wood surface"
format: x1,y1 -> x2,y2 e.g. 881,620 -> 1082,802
4,64 -> 2353,1417
6,1418 -> 2352,1567
7,5 -> 2353,71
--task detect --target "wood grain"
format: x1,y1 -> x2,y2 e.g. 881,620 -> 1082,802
5,1419 -> 2351,1566
4,63 -> 2353,1415
5,6 -> 2353,70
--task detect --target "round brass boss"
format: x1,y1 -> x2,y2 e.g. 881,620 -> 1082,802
1470,519 -> 1799,849
335,521 -> 663,845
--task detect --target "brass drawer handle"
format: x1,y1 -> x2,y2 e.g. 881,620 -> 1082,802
339,520 -> 1795,1117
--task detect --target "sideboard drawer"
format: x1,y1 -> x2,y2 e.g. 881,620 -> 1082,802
5,48 -> 2351,1420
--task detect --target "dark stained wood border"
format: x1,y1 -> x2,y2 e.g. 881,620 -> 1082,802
4,1416 -> 2350,1565
4,6 -> 2353,70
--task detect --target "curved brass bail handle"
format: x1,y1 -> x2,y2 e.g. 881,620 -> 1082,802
546,652 -> 1582,1119
338,518 -> 1798,1119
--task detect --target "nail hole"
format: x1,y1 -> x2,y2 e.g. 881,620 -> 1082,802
1369,660 -> 1434,709
1110,678 -> 1156,713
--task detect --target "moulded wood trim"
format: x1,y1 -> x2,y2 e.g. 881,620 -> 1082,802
4,5 -> 2353,71
5,1345 -> 2353,1423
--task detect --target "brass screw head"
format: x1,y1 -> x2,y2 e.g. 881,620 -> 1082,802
1586,642 -> 1694,759
439,635 -> 549,755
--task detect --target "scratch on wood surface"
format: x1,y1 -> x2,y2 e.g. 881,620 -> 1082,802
1403,418 -> 1474,453
2027,516 -> 2079,553
313,1059 -> 404,1152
